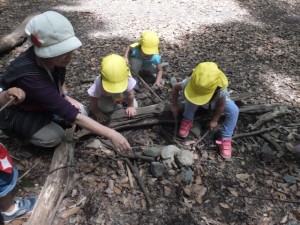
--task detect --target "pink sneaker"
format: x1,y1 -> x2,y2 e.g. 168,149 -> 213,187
216,138 -> 232,159
179,118 -> 192,138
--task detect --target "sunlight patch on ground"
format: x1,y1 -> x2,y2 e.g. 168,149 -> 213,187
54,0 -> 261,42
261,70 -> 300,103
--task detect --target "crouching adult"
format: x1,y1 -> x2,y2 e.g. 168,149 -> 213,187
0,11 -> 131,152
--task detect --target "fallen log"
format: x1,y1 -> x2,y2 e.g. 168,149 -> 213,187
74,100 -> 289,140
249,106 -> 293,130
26,127 -> 75,225
0,13 -> 39,55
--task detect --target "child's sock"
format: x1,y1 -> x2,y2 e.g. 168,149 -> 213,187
1,201 -> 20,216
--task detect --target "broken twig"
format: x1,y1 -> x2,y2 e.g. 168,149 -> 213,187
123,157 -> 152,207
137,75 -> 164,103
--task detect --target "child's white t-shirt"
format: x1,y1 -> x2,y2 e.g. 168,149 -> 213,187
181,77 -> 231,110
87,76 -> 137,98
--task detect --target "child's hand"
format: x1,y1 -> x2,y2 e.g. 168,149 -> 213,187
153,81 -> 161,88
210,120 -> 218,130
171,105 -> 178,119
95,111 -> 107,122
126,107 -> 137,117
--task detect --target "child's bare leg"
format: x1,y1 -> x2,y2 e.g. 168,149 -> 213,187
0,192 -> 15,212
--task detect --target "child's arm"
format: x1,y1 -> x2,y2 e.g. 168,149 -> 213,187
171,82 -> 183,118
125,90 -> 137,117
0,88 -> 25,106
90,97 -> 107,122
154,64 -> 163,87
210,97 -> 226,130
124,46 -> 131,64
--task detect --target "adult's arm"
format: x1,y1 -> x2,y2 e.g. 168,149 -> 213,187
16,75 -> 78,122
61,82 -> 82,110
75,113 -> 131,151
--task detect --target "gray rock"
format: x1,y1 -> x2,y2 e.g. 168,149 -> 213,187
161,145 -> 181,168
190,121 -> 201,137
180,168 -> 194,184
176,150 -> 194,167
283,174 -> 297,184
170,76 -> 177,87
85,139 -> 103,149
136,92 -> 149,99
161,145 -> 181,159
261,142 -> 273,155
152,125 -> 161,133
150,162 -> 165,178
143,98 -> 153,106
143,146 -> 163,157
167,169 -> 177,176
286,220 -> 300,225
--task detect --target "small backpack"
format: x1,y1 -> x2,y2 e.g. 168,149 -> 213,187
0,143 -> 13,174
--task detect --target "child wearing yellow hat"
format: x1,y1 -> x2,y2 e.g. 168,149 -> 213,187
171,62 -> 239,159
87,54 -> 138,122
124,30 -> 163,87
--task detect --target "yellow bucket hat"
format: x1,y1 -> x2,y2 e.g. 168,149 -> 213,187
140,30 -> 159,55
184,62 -> 228,105
101,54 -> 129,93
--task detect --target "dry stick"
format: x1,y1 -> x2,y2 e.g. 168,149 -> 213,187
18,162 -> 40,181
123,158 -> 152,207
102,140 -> 152,206
232,126 -> 278,140
239,194 -> 300,204
193,130 -> 210,148
126,163 -> 134,189
260,133 -> 282,152
137,75 -> 164,103
10,154 -> 21,161
0,97 -> 15,112
172,118 -> 178,143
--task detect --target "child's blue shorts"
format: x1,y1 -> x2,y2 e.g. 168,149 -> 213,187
0,168 -> 18,197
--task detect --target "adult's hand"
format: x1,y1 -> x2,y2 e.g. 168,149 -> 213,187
7,87 -> 25,103
110,131 -> 132,152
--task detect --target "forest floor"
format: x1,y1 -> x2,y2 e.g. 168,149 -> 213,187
0,0 -> 300,225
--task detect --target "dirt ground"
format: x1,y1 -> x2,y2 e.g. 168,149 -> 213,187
0,0 -> 300,225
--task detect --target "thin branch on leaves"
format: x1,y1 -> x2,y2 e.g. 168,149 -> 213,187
233,126 -> 278,140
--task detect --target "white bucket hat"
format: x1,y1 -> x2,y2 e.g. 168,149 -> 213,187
25,11 -> 82,58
